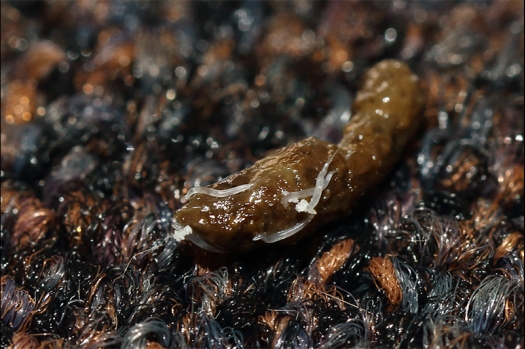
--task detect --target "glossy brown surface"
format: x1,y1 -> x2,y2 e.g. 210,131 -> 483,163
338,60 -> 425,200
177,137 -> 343,251
177,60 -> 424,251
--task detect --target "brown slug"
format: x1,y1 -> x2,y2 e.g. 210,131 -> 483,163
174,60 -> 425,252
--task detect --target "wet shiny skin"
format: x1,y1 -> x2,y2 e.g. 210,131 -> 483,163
176,60 -> 425,252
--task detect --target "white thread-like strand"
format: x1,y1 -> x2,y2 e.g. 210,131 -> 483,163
186,234 -> 225,253
308,152 -> 337,213
252,215 -> 314,243
301,170 -> 336,214
282,151 -> 338,214
283,187 -> 315,206
172,219 -> 225,252
184,183 -> 253,201
282,172 -> 334,207
184,152 -> 337,245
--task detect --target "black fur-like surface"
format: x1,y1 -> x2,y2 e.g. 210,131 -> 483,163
1,1 -> 523,348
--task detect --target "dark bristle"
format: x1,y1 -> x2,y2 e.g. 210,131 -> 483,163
1,0 -> 523,347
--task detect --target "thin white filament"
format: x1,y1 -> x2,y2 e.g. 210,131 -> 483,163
282,171 -> 334,207
172,219 -> 225,252
282,151 -> 338,214
302,170 -> 336,214
184,183 -> 253,201
252,215 -> 314,243
283,187 -> 316,206
186,234 -> 225,253
308,152 -> 337,213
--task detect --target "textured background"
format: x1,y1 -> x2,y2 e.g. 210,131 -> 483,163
1,1 -> 523,348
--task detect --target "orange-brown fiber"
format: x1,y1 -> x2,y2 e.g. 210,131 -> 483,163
366,256 -> 402,310
315,238 -> 357,283
2,182 -> 55,248
258,310 -> 291,348
494,232 -> 524,262
176,60 -> 425,252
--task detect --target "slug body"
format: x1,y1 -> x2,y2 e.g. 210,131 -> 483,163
175,60 -> 425,252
